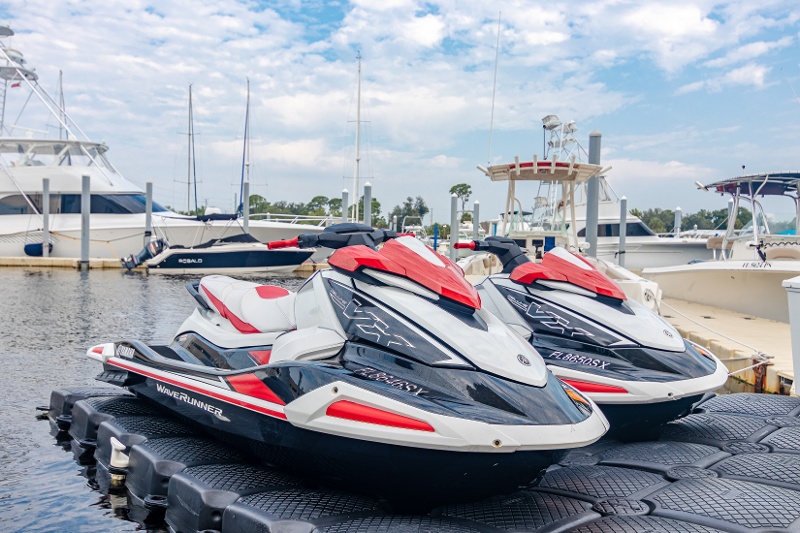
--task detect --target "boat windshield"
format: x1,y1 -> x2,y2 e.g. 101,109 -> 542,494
0,193 -> 169,215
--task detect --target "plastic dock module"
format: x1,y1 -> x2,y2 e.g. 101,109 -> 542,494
48,386 -> 131,431
68,396 -> 159,442
124,436 -> 250,507
47,390 -> 800,532
94,414 -> 196,468
166,464 -> 304,533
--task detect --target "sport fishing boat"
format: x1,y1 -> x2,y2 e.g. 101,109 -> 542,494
644,172 -> 800,323
87,224 -> 608,504
456,236 -> 728,435
0,27 -> 323,260
479,116 -> 711,270
465,155 -> 663,312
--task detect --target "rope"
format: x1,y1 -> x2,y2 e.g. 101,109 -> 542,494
658,299 -> 773,376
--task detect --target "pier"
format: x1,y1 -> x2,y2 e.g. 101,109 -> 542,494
660,297 -> 793,395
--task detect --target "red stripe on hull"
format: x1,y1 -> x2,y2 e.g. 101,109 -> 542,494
561,378 -> 628,394
226,373 -> 285,405
109,358 -> 287,420
326,399 -> 434,432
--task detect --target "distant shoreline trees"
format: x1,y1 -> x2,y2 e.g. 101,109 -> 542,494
631,207 -> 754,234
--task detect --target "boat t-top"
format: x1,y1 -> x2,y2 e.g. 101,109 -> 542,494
644,171 -> 800,323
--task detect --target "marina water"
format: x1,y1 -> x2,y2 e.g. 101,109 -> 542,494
0,268 -> 305,532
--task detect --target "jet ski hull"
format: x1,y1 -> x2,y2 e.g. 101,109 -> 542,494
95,337 -> 605,505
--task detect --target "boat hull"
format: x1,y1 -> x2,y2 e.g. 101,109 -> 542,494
147,247 -> 314,274
596,238 -> 713,271
0,213 -> 325,261
643,261 -> 800,323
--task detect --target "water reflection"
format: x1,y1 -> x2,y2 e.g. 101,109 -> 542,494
0,268 -> 304,531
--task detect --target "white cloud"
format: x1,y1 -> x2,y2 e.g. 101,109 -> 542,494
403,14 -> 446,48
0,0 -> 798,219
705,36 -> 794,68
676,62 -> 771,93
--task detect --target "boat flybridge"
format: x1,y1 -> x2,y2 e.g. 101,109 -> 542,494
482,155 -> 601,257
644,172 -> 800,323
0,26 -> 321,260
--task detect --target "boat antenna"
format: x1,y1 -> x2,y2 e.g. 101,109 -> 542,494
350,52 -> 362,222
782,68 -> 800,110
238,77 -> 250,216
58,69 -> 65,140
487,12 -> 501,167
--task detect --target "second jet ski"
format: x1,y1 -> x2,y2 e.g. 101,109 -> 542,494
455,236 -> 728,436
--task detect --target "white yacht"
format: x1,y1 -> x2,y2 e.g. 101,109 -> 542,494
643,172 -> 800,323
0,27 -> 322,260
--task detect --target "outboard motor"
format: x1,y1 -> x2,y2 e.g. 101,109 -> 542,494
121,238 -> 168,270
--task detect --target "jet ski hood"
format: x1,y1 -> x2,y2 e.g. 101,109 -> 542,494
330,236 -> 481,309
508,248 -> 684,352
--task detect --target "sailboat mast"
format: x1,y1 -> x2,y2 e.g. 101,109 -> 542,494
351,53 -> 362,222
239,78 -> 250,215
187,84 -> 192,214
58,70 -> 65,140
186,84 -> 199,216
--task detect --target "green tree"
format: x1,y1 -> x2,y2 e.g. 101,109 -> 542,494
357,196 -> 386,227
327,198 -> 342,217
449,183 -> 472,214
632,206 -> 752,233
389,196 -> 429,224
307,195 -> 330,215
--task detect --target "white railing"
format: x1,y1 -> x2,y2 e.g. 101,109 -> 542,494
248,212 -> 337,227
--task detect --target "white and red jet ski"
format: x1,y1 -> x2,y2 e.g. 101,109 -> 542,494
456,236 -> 728,436
87,224 -> 608,505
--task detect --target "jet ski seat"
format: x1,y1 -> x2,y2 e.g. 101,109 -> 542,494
198,275 -> 296,334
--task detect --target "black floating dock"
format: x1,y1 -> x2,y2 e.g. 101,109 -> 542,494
49,388 -> 800,532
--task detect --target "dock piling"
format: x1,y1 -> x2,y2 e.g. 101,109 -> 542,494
586,131 -> 602,257
341,189 -> 348,223
363,182 -> 372,227
449,193 -> 458,261
80,175 -> 90,271
473,201 -> 480,240
144,182 -> 152,246
619,196 -> 627,267
42,178 -> 50,258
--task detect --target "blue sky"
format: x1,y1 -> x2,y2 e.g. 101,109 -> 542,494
1,0 -> 799,223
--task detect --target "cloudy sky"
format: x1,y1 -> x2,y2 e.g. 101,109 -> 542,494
1,0 -> 799,223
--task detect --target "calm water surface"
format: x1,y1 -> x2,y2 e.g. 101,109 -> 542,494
0,268 -> 306,532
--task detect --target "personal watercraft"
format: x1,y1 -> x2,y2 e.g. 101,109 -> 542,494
87,224 -> 608,504
454,237 -> 728,435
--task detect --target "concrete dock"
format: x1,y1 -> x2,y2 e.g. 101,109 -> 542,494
659,297 -> 794,395
0,255 -> 328,273
0,256 -> 125,269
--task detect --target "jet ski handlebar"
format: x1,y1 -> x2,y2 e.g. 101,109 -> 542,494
456,236 -> 530,273
267,223 -> 404,251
